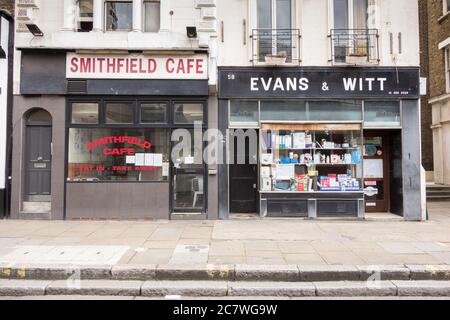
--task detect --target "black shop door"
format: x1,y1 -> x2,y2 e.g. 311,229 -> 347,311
229,130 -> 258,214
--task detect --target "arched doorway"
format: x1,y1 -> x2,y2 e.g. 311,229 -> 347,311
24,109 -> 52,203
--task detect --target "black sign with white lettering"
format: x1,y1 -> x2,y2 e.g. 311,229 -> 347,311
218,67 -> 420,99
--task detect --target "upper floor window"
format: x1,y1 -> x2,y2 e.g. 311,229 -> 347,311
257,0 -> 292,30
78,0 -> 93,32
331,0 -> 379,64
255,0 -> 297,64
334,0 -> 368,30
144,0 -> 161,32
445,0 -> 450,14
105,0 -> 133,31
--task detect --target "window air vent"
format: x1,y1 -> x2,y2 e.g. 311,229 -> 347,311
67,80 -> 87,94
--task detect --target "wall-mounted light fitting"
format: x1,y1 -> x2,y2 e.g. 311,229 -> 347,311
26,23 -> 44,37
186,26 -> 197,39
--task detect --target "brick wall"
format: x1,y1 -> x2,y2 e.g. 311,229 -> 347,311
419,0 -> 434,171
0,0 -> 14,16
428,0 -> 450,98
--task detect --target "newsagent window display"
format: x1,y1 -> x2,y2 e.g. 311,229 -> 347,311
260,125 -> 363,193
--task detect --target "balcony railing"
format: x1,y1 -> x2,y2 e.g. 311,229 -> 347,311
329,29 -> 379,65
251,29 -> 301,65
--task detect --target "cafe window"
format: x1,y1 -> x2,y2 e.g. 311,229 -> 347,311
140,103 -> 167,124
105,102 -> 134,124
364,101 -> 401,127
68,128 -> 169,182
77,0 -> 93,32
174,103 -> 204,125
105,0 -> 133,31
144,0 -> 161,32
71,103 -> 99,124
67,99 -> 207,184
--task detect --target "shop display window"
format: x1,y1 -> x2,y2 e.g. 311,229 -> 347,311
364,101 -> 401,127
308,101 -> 362,121
230,100 -> 259,125
260,124 -> 363,193
260,101 -> 307,121
68,128 -> 169,182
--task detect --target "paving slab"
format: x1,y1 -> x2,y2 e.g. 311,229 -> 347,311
228,282 -> 315,297
141,281 -> 228,297
0,280 -> 51,296
46,280 -> 143,296
315,281 -> 398,297
393,281 -> 450,296
235,264 -> 299,281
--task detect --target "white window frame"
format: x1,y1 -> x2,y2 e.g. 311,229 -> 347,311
328,0 -> 378,31
253,0 -> 299,64
76,0 -> 94,32
444,0 -> 450,15
104,0 -> 133,32
143,0 -> 161,33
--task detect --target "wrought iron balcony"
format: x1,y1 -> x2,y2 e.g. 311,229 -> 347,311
329,29 -> 380,65
251,29 -> 301,65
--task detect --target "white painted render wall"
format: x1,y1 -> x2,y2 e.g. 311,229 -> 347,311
12,0 -> 420,94
13,0 -> 218,93
0,16 -> 9,189
217,0 -> 420,67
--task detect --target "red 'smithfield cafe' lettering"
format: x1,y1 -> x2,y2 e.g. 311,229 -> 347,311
70,56 -> 205,76
166,58 -> 204,74
87,136 -> 152,152
103,148 -> 136,156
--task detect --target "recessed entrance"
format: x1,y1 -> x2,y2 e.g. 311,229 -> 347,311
229,129 -> 259,214
363,130 -> 403,216
24,109 -> 52,203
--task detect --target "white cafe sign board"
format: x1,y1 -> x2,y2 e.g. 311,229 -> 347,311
66,53 -> 208,80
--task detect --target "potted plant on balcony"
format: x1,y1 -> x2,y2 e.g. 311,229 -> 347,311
345,47 -> 369,65
264,51 -> 288,64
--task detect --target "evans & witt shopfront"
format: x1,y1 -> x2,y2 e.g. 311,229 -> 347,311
11,50 -> 218,220
218,67 -> 424,221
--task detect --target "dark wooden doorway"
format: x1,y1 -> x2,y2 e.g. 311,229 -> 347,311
229,130 -> 258,214
25,110 -> 52,202
363,131 -> 389,212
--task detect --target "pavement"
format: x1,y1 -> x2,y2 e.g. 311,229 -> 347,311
0,202 -> 449,267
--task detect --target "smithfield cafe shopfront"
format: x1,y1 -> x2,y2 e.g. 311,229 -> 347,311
217,67 -> 424,221
11,50 -> 218,220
